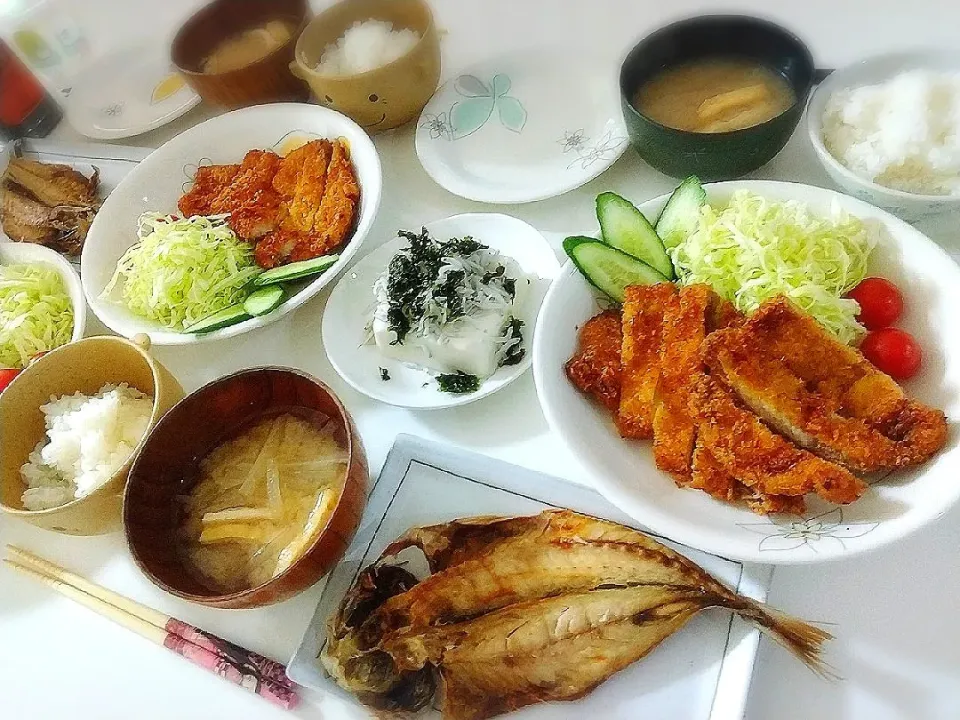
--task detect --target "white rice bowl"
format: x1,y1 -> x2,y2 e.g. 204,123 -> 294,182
20,383 -> 153,510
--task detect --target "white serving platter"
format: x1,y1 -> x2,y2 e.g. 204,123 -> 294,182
289,435 -> 773,720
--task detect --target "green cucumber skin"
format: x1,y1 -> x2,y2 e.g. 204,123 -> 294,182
185,304 -> 250,334
243,285 -> 285,317
563,236 -> 668,303
596,192 -> 675,280
655,176 -> 706,250
253,255 -> 339,287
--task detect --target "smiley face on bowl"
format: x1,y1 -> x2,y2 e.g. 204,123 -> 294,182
291,0 -> 441,133
319,89 -> 392,130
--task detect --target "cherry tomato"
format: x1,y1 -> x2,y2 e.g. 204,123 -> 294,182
860,328 -> 922,380
847,277 -> 904,330
0,368 -> 20,393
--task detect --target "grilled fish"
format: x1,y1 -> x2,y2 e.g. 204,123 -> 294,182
323,510 -> 832,720
1,158 -> 99,254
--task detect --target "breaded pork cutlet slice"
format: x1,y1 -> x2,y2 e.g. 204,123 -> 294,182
256,140 -> 334,268
689,441 -> 806,514
565,310 -> 623,414
691,375 -> 867,505
652,285 -> 742,482
617,283 -> 676,440
704,298 -> 947,472
210,150 -> 282,240
255,140 -> 360,268
177,164 -> 240,217
290,139 -> 360,262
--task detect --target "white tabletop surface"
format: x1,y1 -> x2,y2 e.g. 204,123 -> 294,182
3,0 -> 960,718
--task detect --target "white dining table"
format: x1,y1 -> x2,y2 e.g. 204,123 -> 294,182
3,0 -> 960,718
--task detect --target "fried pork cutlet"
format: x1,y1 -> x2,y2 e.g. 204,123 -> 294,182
209,150 -> 282,239
689,442 -> 806,515
617,284 -> 676,440
290,139 -> 360,262
692,376 -> 867,505
565,310 -> 623,414
255,139 -> 360,268
280,140 -> 332,233
704,298 -> 947,472
177,164 -> 240,218
651,285 -> 739,482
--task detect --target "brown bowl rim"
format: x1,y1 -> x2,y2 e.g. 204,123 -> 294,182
293,0 -> 437,84
0,336 -> 170,516
123,365 -> 363,605
619,14 -> 814,138
172,6 -> 310,79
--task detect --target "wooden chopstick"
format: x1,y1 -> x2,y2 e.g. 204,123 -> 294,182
4,547 -> 299,710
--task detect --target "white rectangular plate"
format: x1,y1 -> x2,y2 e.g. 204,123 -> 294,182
18,138 -> 149,196
289,435 -> 772,720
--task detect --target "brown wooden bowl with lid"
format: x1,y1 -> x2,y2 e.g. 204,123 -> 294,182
123,367 -> 369,609
171,0 -> 312,109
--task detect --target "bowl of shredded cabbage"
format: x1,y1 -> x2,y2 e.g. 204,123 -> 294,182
534,179 -> 960,563
80,103 -> 382,345
0,242 -> 85,370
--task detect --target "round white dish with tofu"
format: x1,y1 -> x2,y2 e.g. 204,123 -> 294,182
322,213 -> 560,408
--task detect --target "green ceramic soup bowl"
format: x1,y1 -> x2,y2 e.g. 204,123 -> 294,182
619,15 -> 815,181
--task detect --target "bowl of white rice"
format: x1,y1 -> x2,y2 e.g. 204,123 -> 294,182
291,0 -> 440,132
0,336 -> 183,535
808,50 -> 960,221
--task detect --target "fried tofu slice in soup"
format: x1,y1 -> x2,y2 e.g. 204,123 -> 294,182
617,283 -> 676,440
704,297 -> 947,472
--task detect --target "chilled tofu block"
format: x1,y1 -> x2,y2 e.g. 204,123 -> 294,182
373,307 -> 509,378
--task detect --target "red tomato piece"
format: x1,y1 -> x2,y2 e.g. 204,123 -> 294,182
860,328 -> 922,381
0,368 -> 20,393
847,277 -> 904,330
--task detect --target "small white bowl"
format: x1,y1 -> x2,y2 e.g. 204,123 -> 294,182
81,103 -> 382,345
0,242 -> 86,355
808,50 -> 960,222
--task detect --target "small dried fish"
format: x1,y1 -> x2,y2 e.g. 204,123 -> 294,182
322,510 -> 833,720
1,157 -> 100,255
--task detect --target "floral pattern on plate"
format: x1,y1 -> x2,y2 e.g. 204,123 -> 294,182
423,73 -> 528,140
738,507 -> 880,553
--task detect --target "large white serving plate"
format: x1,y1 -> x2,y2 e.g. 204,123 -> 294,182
81,104 -> 382,346
289,435 -> 772,720
534,180 -> 960,564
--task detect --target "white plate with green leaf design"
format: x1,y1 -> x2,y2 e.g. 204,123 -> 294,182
416,52 -> 628,204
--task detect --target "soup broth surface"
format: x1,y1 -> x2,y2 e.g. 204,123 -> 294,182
634,57 -> 795,133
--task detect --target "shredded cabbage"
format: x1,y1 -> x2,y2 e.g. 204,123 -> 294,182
0,262 -> 74,369
671,191 -> 875,344
102,213 -> 261,330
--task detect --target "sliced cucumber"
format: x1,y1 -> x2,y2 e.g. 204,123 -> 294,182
253,254 -> 340,287
184,304 -> 250,333
655,176 -> 706,250
563,236 -> 668,303
243,285 -> 285,317
596,192 -> 674,279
